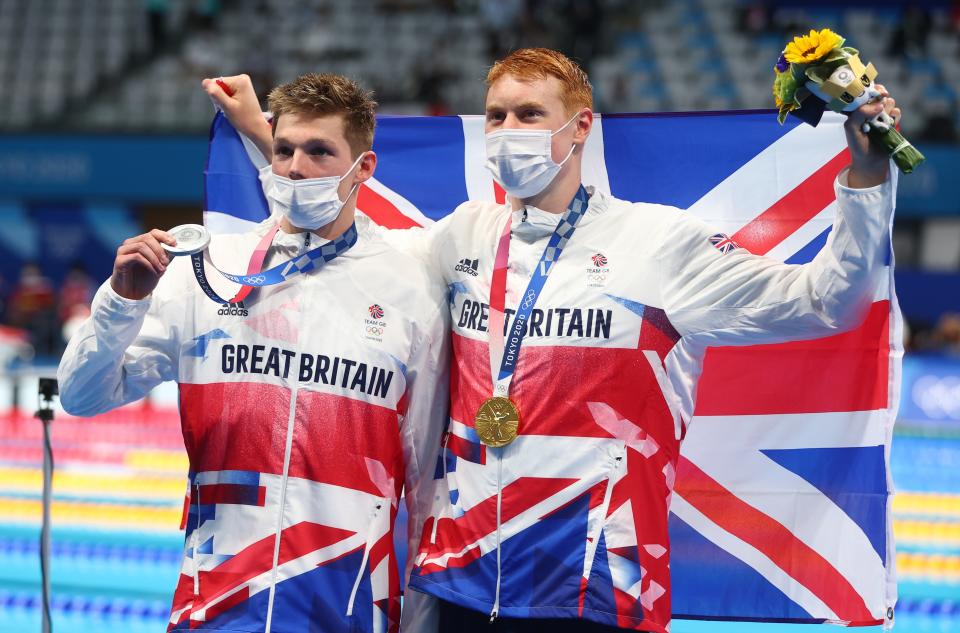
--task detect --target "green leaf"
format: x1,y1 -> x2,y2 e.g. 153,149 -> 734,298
823,50 -> 849,64
805,66 -> 830,83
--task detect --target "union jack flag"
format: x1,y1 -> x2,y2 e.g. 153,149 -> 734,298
205,109 -> 900,626
708,233 -> 741,253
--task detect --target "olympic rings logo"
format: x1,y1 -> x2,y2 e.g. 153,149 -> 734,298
245,275 -> 267,285
912,375 -> 960,420
521,290 -> 537,310
588,274 -> 607,283
366,326 -> 384,336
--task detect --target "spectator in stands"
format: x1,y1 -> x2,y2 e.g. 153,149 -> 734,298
479,0 -> 524,58
189,0 -> 221,31
7,263 -> 56,356
918,97 -> 959,142
57,263 -> 94,345
415,37 -> 455,116
933,313 -> 960,356
57,263 -> 94,324
736,2 -> 771,36
888,6 -> 932,58
145,0 -> 171,56
566,0 -> 605,67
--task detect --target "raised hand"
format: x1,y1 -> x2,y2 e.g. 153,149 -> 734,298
844,83 -> 901,188
201,74 -> 274,160
110,229 -> 176,300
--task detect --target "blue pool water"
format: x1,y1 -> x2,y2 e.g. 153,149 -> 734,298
1,432 -> 956,633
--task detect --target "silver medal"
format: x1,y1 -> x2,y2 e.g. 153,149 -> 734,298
163,224 -> 211,256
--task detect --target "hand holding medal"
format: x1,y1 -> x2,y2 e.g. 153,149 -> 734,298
159,222 -> 359,306
772,28 -> 924,173
110,228 -> 179,300
163,224 -> 210,255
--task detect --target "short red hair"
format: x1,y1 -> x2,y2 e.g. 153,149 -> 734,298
487,48 -> 593,114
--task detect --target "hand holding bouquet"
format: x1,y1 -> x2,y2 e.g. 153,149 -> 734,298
773,28 -> 924,173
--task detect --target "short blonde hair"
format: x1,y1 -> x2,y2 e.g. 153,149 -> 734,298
267,73 -> 377,157
487,48 -> 593,114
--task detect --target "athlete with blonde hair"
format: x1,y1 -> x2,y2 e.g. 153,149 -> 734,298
60,73 -> 449,633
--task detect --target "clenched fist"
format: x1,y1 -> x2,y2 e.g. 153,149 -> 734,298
202,74 -> 273,161
844,83 -> 901,188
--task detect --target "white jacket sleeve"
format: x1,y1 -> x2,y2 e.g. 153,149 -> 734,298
57,273 -> 184,417
658,169 -> 895,346
369,215 -> 454,277
397,294 -> 450,633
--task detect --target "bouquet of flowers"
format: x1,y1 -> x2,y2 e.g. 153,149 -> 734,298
772,28 -> 924,173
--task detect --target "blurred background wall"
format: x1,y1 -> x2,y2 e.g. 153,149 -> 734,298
1,0 -> 958,361
0,1 -> 957,632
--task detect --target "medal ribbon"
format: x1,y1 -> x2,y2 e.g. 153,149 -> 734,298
486,186 -> 590,397
226,224 -> 278,304
190,223 -> 358,304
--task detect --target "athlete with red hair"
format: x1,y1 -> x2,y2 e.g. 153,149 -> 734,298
211,48 -> 898,633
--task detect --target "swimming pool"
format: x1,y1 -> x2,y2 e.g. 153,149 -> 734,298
0,408 -> 956,632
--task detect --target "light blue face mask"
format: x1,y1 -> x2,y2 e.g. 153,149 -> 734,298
265,152 -> 365,230
484,113 -> 579,199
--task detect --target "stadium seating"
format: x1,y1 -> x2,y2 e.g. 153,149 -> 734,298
1,0 -> 956,137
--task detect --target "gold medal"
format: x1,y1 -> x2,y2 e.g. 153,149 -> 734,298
475,396 -> 520,447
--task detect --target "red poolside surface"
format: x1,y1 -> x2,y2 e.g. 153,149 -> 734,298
0,404 -> 184,467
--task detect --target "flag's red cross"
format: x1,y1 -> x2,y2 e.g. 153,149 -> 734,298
709,234 -> 741,254
368,304 -> 385,319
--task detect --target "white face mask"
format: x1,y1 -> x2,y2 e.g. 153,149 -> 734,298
265,152 -> 365,230
484,113 -> 579,199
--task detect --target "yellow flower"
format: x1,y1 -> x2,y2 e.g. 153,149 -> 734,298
784,28 -> 842,64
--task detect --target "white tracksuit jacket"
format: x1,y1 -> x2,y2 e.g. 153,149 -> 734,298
403,170 -> 894,632
58,214 -> 450,633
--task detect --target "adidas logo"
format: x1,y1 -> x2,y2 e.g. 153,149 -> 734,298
454,258 -> 479,277
218,301 -> 249,317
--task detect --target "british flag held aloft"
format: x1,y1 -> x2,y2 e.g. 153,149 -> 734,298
205,109 -> 900,627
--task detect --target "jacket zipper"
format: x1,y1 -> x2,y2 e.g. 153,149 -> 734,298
431,432 -> 452,545
490,451 -> 504,621
191,481 -> 201,596
346,500 -> 385,616
263,383 -> 300,633
488,444 -> 625,621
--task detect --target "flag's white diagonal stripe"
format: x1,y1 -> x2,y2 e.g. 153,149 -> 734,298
671,494 -> 839,620
583,115 -> 611,195
763,201 -> 836,263
204,210 -> 260,236
686,113 -> 847,232
684,410 -> 887,452
683,444 -> 886,608
461,115 -> 496,203
363,176 -> 434,226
